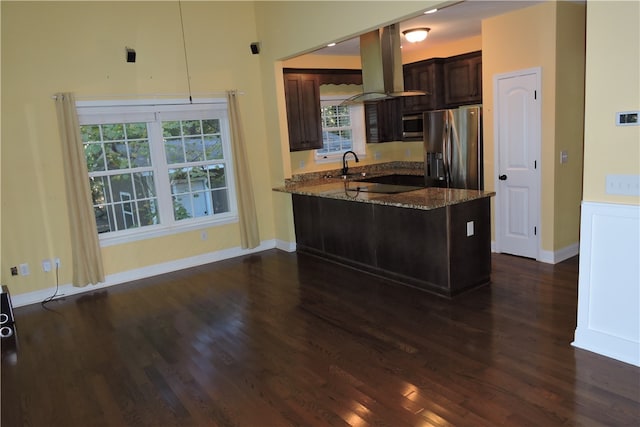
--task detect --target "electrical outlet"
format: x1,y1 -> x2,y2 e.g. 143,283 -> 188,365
42,259 -> 52,272
54,258 -> 61,268
374,151 -> 381,160
466,221 -> 475,237
200,231 -> 208,241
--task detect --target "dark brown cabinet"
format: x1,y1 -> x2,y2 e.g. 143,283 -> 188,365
283,73 -> 323,152
443,51 -> 482,107
292,194 -> 491,297
402,58 -> 445,113
364,98 -> 402,143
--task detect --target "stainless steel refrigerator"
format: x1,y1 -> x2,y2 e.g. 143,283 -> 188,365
423,105 -> 483,190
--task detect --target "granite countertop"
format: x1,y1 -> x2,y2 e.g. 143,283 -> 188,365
273,162 -> 495,211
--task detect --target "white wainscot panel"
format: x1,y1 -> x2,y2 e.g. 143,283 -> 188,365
573,201 -> 640,366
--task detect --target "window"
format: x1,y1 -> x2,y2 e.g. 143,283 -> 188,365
315,96 -> 365,162
78,101 -> 237,245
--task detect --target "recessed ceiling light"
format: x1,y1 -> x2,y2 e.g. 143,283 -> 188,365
327,42 -> 336,47
424,8 -> 438,14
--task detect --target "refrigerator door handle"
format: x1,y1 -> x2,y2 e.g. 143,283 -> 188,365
442,121 -> 450,186
446,113 -> 454,187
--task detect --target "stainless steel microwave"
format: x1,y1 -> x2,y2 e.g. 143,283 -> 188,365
402,114 -> 423,140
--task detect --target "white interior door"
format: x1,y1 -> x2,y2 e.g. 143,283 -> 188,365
495,69 -> 540,259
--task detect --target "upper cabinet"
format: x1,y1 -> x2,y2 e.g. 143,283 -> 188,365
364,98 -> 402,143
443,51 -> 482,107
402,58 -> 445,113
283,69 -> 362,152
283,73 -> 323,152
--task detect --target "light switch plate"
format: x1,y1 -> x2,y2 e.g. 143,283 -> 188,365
606,174 -> 640,196
560,150 -> 568,164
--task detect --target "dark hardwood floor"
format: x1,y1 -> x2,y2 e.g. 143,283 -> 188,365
2,250 -> 639,426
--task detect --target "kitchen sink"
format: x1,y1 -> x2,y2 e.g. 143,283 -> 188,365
345,183 -> 423,194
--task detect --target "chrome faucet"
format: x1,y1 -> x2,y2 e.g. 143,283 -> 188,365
341,150 -> 359,176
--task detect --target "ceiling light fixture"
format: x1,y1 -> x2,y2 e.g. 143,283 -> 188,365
402,28 -> 430,43
424,8 -> 438,14
327,42 -> 336,47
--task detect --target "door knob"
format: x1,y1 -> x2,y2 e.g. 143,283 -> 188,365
498,174 -> 507,181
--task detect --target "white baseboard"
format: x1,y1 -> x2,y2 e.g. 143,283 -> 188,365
11,239 -> 279,308
538,242 -> 579,264
491,240 -> 579,264
572,201 -> 640,367
275,239 -> 296,252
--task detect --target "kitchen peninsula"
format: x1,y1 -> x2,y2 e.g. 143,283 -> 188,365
275,163 -> 495,297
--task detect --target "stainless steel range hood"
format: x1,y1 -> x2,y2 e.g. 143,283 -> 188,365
342,23 -> 426,105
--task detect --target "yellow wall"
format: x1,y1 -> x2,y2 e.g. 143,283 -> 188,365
1,1 -> 274,295
554,1 -> 586,248
402,35 -> 482,64
482,1 -> 585,253
254,1 -> 440,243
583,1 -> 639,204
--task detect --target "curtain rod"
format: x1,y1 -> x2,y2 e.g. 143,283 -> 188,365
50,91 -> 244,101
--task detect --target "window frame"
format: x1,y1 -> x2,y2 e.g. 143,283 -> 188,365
77,99 -> 238,247
314,95 -> 366,163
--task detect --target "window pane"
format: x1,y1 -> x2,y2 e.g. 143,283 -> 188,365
84,143 -> 106,172
125,123 -> 148,139
137,199 -> 159,226
182,120 -> 201,135
110,174 -> 134,198
189,167 -> 209,190
81,125 -> 101,142
105,142 -> 130,170
204,136 -> 223,160
94,206 -> 113,233
129,141 -> 151,167
132,172 -> 155,199
208,165 -> 226,189
202,119 -> 220,134
169,168 -> 189,194
185,137 -> 204,162
165,138 -> 185,164
102,124 -> 125,141
163,121 -> 181,137
173,195 -> 191,220
191,191 -> 210,217
115,198 -> 137,230
212,189 -> 229,213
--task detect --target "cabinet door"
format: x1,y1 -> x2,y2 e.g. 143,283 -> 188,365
284,74 -> 323,151
364,98 -> 402,143
444,52 -> 482,107
402,59 -> 444,113
470,55 -> 482,102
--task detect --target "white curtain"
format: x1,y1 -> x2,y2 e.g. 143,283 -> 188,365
54,92 -> 105,286
226,90 -> 260,249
